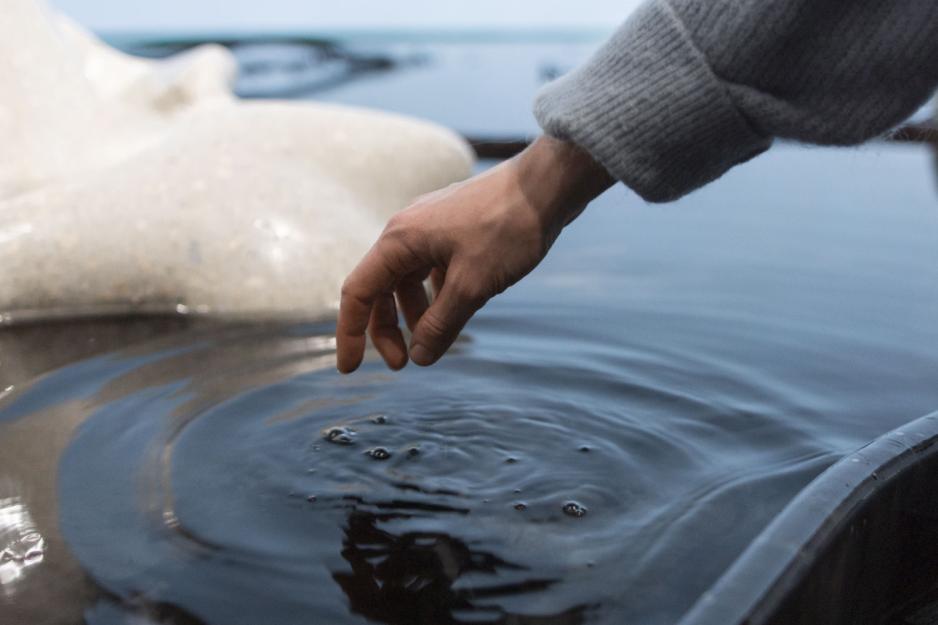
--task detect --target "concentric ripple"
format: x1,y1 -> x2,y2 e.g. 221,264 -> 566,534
0,316 -> 838,625
53,324 -> 682,625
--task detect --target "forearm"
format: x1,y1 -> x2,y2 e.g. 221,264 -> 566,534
535,0 -> 938,202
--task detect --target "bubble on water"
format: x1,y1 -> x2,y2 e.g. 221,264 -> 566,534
407,447 -> 420,458
366,447 -> 391,460
370,414 -> 389,425
578,445 -> 592,453
306,495 -> 317,503
513,502 -> 528,511
505,457 -> 519,464
513,488 -> 522,494
323,426 -> 356,445
562,501 -> 588,518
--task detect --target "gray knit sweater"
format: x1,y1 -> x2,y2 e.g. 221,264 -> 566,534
534,0 -> 938,202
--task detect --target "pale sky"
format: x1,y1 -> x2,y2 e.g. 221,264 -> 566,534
48,0 -> 641,33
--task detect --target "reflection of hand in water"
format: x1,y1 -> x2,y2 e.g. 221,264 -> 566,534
333,510 -> 586,625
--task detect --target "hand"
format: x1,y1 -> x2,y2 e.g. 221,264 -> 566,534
336,135 -> 613,373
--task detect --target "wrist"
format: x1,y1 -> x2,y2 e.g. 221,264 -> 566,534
513,135 -> 613,236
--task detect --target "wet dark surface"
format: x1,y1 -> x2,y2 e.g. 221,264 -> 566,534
1,40 -> 938,625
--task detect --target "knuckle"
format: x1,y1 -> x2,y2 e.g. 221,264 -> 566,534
384,212 -> 408,232
381,215 -> 418,252
419,311 -> 450,341
380,223 -> 427,276
340,280 -> 366,306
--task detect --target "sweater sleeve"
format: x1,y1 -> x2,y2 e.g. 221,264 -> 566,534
534,0 -> 938,202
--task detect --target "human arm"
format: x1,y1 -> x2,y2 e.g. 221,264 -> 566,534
337,0 -> 938,372
335,135 -> 612,373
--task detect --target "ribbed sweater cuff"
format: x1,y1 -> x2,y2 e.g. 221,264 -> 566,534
533,0 -> 771,203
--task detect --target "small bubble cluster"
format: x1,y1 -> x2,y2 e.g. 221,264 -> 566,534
323,426 -> 356,445
562,501 -> 588,518
366,447 -> 392,460
370,414 -> 389,425
513,502 -> 528,511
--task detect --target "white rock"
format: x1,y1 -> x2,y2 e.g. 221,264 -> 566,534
0,0 -> 474,321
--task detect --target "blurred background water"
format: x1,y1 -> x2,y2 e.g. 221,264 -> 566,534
1,4 -> 938,625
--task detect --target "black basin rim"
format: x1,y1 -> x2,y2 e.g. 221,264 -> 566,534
677,410 -> 938,625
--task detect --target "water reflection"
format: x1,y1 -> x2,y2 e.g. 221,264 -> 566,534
0,494 -> 45,594
334,510 -> 586,625
80,503 -> 586,625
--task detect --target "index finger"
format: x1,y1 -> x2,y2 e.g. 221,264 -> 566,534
336,235 -> 422,373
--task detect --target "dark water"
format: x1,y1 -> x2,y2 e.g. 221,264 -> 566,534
2,40 -> 938,625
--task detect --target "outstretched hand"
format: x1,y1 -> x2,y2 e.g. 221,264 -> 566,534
336,135 -> 613,373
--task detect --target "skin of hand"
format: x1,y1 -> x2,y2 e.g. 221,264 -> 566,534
336,135 -> 614,373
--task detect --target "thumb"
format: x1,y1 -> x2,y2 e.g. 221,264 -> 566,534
408,273 -> 487,366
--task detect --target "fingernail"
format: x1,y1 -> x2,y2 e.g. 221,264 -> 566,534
410,344 -> 435,366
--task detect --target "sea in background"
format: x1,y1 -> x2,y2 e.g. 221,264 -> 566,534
1,24 -> 938,625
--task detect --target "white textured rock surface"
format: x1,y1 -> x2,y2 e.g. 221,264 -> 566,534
0,0 -> 474,320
